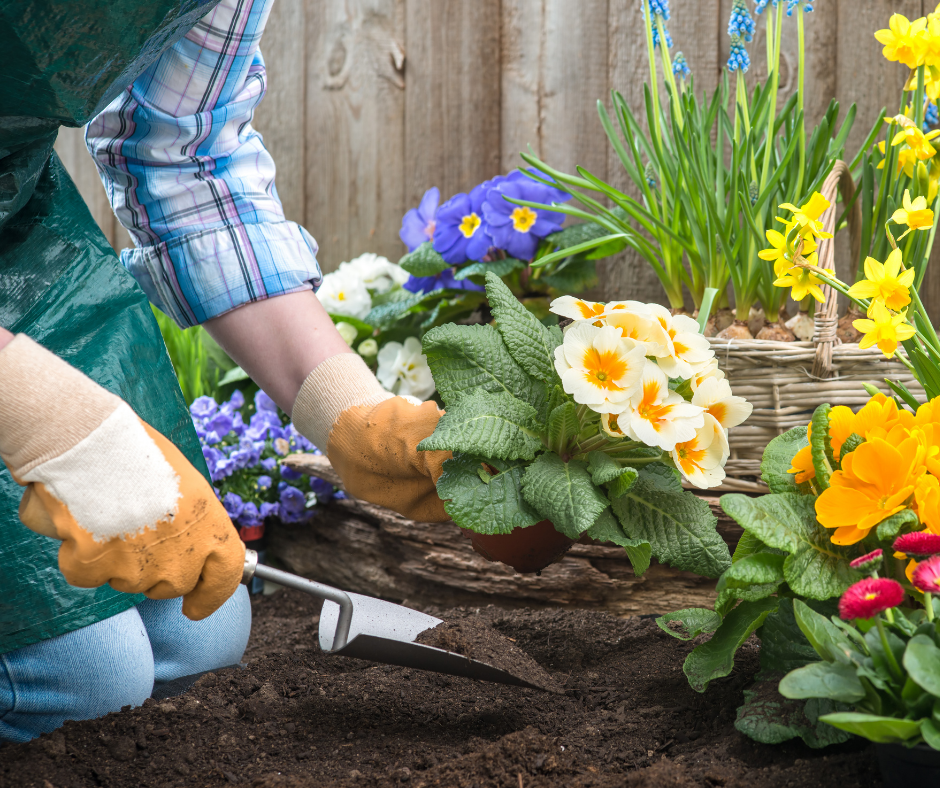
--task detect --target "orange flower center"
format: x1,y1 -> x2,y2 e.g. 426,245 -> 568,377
583,349 -> 627,391
511,206 -> 538,232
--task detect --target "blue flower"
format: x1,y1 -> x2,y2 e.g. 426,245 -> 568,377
223,492 -> 245,519
786,0 -> 813,14
643,2 -> 672,49
261,457 -> 277,472
205,410 -> 234,439
649,0 -> 670,19
433,183 -> 493,264
728,0 -> 755,41
237,502 -> 263,528
278,482 -> 307,522
403,268 -> 485,295
926,102 -> 939,132
260,502 -> 279,520
280,463 -> 304,482
203,430 -> 221,446
189,396 -> 218,420
255,390 -> 278,413
727,34 -> 750,73
754,0 -> 776,13
400,187 -> 440,252
245,409 -> 281,441
203,446 -> 226,482
309,476 -> 335,504
482,170 -> 569,261
256,475 -> 273,492
287,423 -> 316,453
672,52 -> 690,80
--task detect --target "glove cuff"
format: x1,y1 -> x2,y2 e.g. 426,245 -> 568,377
0,335 -> 121,477
291,352 -> 392,453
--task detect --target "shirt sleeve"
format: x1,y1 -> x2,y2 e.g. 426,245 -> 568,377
84,0 -> 321,328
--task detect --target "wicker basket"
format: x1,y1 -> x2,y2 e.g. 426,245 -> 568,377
709,161 -> 925,492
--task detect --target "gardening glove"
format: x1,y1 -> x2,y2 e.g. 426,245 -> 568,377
291,353 -> 450,522
0,334 -> 245,620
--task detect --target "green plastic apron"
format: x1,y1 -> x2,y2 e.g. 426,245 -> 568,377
0,0 -> 220,655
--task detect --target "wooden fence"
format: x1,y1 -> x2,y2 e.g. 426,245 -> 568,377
55,0 -> 936,309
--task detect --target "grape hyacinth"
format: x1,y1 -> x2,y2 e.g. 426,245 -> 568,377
728,0 -> 755,42
753,0 -> 777,14
190,389 -> 328,539
787,0 -> 814,15
644,0 -> 673,50
672,52 -> 690,80
925,101 -> 939,133
727,34 -> 750,73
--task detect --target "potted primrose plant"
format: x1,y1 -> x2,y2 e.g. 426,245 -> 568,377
417,273 -> 751,575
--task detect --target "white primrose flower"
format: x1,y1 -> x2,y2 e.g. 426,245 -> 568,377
602,304 -> 672,357
691,376 -> 753,430
553,322 -> 647,413
549,295 -> 608,322
317,268 -> 372,319
689,358 -> 725,392
640,304 -> 714,379
376,337 -> 436,400
338,253 -> 409,294
672,415 -> 729,489
624,363 -> 705,452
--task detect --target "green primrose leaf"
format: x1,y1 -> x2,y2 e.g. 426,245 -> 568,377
810,404 -> 834,489
683,597 -> 779,692
453,258 -> 525,280
422,323 -> 546,414
778,661 -> 867,703
585,508 -> 652,576
365,289 -> 447,329
735,683 -> 852,747
485,272 -> 562,382
615,464 -> 731,578
655,608 -> 722,641
760,426 -> 807,493
760,599 -> 838,676
792,599 -> 856,664
717,552 -> 785,593
720,494 -> 855,600
436,454 -> 540,535
418,390 -> 542,461
817,712 -> 923,743
548,402 -> 580,455
521,453 -> 609,539
922,718 -> 940,750
903,634 -> 940,697
398,242 -> 449,277
586,451 -> 638,497
840,433 -> 864,457
876,508 -> 920,541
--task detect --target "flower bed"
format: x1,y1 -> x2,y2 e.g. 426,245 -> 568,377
0,588 -> 882,788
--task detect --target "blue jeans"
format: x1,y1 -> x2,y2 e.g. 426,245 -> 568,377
0,586 -> 251,743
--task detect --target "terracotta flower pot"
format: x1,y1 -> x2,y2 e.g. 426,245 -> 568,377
463,519 -> 575,574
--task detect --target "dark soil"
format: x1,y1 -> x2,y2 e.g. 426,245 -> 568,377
0,589 -> 882,788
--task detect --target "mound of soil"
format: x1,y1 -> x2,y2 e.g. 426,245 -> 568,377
0,590 -> 880,788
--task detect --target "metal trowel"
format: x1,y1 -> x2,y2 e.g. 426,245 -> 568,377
243,550 -> 556,691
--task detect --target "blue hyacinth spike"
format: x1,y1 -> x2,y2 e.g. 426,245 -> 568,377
672,52 -> 691,80
727,34 -> 750,73
728,0 -> 756,42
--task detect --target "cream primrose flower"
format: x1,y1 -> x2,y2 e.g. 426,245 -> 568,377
553,322 -> 647,413
691,376 -> 753,430
376,337 -> 436,400
638,303 -> 714,379
549,295 -> 608,322
689,358 -> 725,393
337,253 -> 408,294
317,268 -> 373,319
672,416 -> 728,489
601,303 -> 673,357
624,363 -> 706,452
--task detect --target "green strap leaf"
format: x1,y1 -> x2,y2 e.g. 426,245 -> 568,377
721,493 -> 855,600
398,242 -> 449,276
683,598 -> 779,692
422,323 -> 546,413
810,404 -> 834,489
655,608 -> 722,641
585,508 -> 651,576
418,390 -> 542,461
615,464 -> 731,578
817,712 -> 923,743
435,454 -> 541,535
485,272 -> 562,382
521,453 -> 609,539
760,426 -> 808,494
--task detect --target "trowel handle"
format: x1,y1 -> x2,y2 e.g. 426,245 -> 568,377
242,549 -> 354,651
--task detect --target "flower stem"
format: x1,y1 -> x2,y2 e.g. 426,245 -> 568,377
925,592 -> 935,622
642,0 -> 663,150
915,65 -> 926,131
758,2 -> 784,196
875,616 -> 904,683
794,6 -> 806,200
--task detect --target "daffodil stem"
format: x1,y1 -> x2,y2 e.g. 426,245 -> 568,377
915,65 -> 926,132
875,617 -> 904,683
794,6 -> 806,200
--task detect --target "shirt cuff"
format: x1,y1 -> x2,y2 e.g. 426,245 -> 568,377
121,220 -> 323,327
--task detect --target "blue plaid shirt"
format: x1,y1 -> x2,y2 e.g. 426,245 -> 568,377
85,0 -> 321,328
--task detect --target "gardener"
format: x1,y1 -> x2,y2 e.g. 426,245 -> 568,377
0,0 -> 448,742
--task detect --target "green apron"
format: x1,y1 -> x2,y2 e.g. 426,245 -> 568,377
0,0 -> 220,654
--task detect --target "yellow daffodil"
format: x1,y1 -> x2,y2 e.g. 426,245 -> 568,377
778,192 -> 832,241
878,139 -> 918,178
891,189 -> 935,239
853,301 -> 917,359
887,114 -> 940,161
924,19 -> 940,68
773,263 -> 830,304
847,248 -> 915,311
759,229 -> 817,274
905,63 -> 940,100
931,3 -> 940,25
875,14 -> 928,69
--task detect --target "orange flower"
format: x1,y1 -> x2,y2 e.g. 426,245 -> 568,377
816,430 -> 926,545
828,405 -> 857,461
915,396 -> 940,426
852,393 -> 914,438
789,444 -> 816,485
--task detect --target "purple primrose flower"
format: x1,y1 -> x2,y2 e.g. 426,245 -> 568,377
482,171 -> 569,261
399,187 -> 440,252
433,183 -> 492,264
403,268 -> 485,295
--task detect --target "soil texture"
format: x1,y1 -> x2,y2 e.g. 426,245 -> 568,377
0,589 -> 882,788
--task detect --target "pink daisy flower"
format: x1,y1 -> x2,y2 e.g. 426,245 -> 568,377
912,555 -> 940,595
839,578 -> 905,620
850,549 -> 884,572
893,532 -> 940,559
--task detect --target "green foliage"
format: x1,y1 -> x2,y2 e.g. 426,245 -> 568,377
655,608 -> 722,641
585,508 -> 652,577
399,242 -> 449,277
809,404 -> 834,490
760,426 -> 807,494
521,453 -> 608,539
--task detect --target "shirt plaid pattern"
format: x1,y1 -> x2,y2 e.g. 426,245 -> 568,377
85,0 -> 321,328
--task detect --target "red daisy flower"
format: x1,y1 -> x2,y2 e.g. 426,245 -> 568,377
850,549 -> 884,572
893,532 -> 940,559
839,578 -> 905,620
912,556 -> 940,595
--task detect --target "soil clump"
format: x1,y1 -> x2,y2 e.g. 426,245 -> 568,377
0,589 -> 880,788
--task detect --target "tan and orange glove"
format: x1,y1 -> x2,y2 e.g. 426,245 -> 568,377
0,335 -> 245,620
291,353 -> 450,522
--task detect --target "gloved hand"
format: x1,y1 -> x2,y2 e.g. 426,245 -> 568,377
291,353 -> 450,522
0,335 -> 245,620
